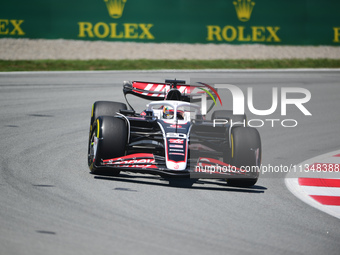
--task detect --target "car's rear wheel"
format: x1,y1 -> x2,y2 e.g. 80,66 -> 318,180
227,127 -> 261,187
88,116 -> 127,175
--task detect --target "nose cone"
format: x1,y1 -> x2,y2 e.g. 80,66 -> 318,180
166,161 -> 187,171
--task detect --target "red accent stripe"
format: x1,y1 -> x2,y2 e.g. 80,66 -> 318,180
133,82 -> 149,90
145,84 -> 158,96
103,153 -> 155,162
149,84 -> 158,91
333,154 -> 340,157
299,178 -> 340,187
306,163 -> 340,172
177,85 -> 192,94
309,195 -> 340,206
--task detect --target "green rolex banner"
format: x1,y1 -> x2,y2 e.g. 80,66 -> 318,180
0,0 -> 339,45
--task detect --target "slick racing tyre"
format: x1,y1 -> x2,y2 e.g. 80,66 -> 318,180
211,110 -> 247,127
89,101 -> 127,137
88,116 -> 127,175
88,101 -> 127,175
227,127 -> 261,187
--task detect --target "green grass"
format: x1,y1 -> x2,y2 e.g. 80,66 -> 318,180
0,59 -> 340,71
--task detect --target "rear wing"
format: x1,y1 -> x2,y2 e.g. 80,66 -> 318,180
123,80 -> 222,104
123,81 -> 193,101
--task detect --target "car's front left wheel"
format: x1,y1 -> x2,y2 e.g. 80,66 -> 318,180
226,127 -> 261,187
88,116 -> 127,175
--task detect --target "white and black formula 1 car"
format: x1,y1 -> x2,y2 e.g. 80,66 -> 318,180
88,79 -> 261,187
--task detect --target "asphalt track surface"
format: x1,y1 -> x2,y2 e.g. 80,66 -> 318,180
0,70 -> 340,255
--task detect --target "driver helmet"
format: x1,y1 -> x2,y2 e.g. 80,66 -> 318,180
163,106 -> 174,119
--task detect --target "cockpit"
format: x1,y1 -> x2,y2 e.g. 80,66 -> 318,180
146,101 -> 201,122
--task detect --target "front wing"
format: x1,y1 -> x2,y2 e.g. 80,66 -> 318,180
99,153 -> 254,178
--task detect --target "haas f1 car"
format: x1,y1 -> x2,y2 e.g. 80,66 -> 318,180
88,79 -> 261,187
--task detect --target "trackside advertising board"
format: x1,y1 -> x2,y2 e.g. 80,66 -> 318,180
1,0 -> 340,45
